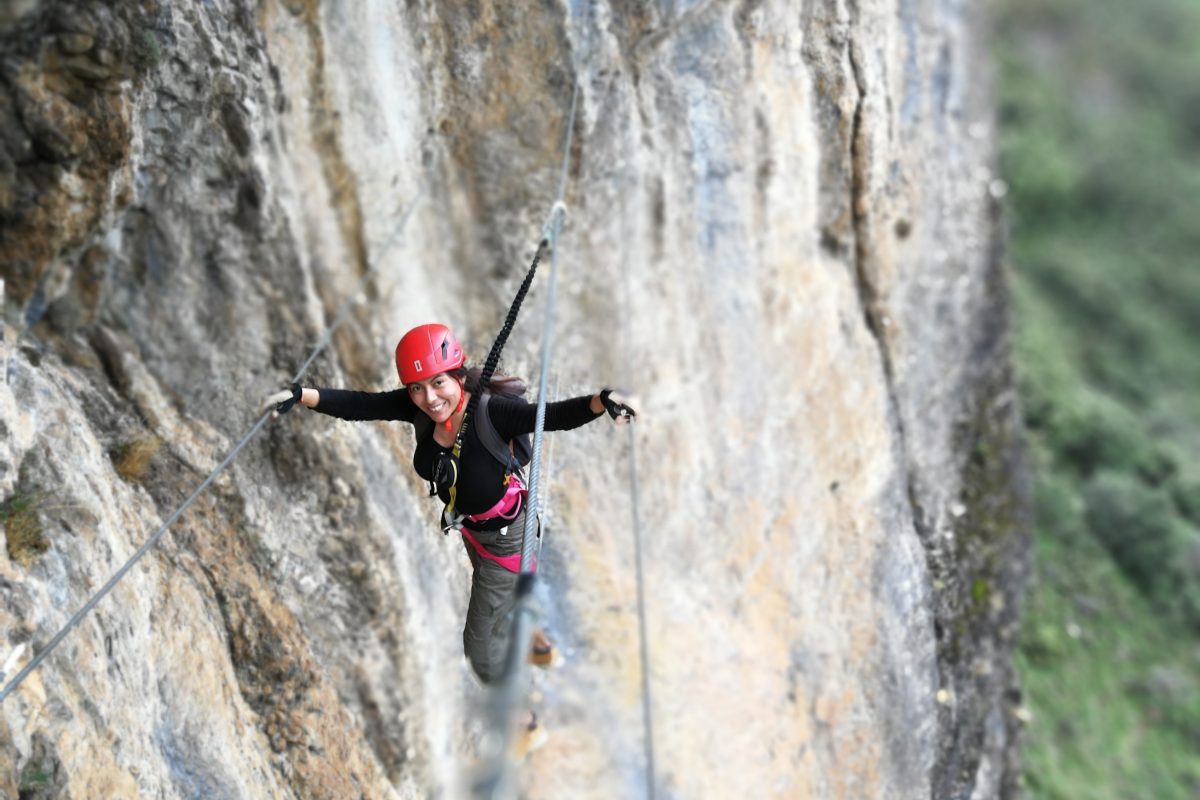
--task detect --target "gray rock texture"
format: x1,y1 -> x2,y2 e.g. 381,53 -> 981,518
0,0 -> 1028,798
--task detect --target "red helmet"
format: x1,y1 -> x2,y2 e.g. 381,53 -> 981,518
395,323 -> 465,384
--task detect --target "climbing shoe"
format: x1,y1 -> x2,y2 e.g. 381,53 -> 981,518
530,641 -> 557,668
511,711 -> 549,761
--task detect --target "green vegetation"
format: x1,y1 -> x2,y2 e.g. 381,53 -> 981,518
1,488 -> 48,567
133,29 -> 162,69
18,765 -> 50,790
111,433 -> 163,482
994,0 -> 1200,796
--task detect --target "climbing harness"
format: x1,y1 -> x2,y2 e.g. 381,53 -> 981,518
472,393 -> 534,475
460,527 -> 536,574
0,189 -> 426,704
464,473 -> 525,526
413,391 -> 531,503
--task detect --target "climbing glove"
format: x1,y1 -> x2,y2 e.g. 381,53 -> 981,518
431,451 -> 459,494
599,389 -> 637,424
262,383 -> 303,416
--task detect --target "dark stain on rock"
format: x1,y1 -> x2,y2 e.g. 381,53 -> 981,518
219,99 -> 252,156
0,1 -> 160,314
13,731 -> 68,800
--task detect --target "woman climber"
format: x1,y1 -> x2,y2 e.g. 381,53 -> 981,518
265,322 -> 636,685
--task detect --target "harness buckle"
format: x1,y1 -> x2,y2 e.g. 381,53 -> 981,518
441,506 -> 463,535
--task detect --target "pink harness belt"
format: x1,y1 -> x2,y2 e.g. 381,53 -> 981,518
464,476 -> 525,524
460,476 -> 534,574
460,528 -> 536,574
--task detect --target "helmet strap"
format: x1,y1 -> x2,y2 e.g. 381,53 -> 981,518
446,376 -> 466,432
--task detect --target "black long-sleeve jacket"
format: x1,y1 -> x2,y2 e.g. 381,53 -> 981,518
309,388 -> 601,522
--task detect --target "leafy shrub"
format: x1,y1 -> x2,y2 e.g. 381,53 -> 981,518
1041,387 -> 1148,477
1,489 -> 48,567
1034,468 -> 1086,544
1169,468 -> 1200,527
1084,470 -> 1200,627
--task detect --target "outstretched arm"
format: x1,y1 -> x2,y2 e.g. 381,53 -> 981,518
309,387 -> 418,422
264,384 -> 417,422
488,390 -> 637,438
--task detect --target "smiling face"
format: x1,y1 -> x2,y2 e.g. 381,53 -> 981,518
407,372 -> 463,425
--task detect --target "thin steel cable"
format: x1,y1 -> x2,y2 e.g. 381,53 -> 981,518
0,189 -> 425,704
626,423 -> 657,798
519,195 -> 568,574
519,73 -> 579,573
0,413 -> 271,704
453,64 -> 578,471
534,372 -> 562,562
470,76 -> 581,800
552,80 -> 579,217
618,175 -> 657,797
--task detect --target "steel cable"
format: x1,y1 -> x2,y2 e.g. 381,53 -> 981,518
469,76 -> 580,800
619,178 -> 659,799
0,189 -> 425,703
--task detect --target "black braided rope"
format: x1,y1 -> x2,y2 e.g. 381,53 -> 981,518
454,238 -> 549,452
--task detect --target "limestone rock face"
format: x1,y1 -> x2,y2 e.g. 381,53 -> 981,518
1,1 -> 1026,798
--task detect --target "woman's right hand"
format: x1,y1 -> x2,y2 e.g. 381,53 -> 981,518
261,383 -> 303,417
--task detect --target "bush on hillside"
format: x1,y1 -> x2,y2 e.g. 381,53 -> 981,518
1040,387 -> 1150,477
1084,470 -> 1200,627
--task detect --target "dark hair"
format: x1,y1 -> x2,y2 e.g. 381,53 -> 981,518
452,365 -> 526,398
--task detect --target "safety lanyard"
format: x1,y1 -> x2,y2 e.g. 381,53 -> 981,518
446,439 -> 463,517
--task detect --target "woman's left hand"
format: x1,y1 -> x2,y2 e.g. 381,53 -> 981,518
261,383 -> 303,417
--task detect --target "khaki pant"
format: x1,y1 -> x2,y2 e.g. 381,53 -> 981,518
460,506 -> 538,684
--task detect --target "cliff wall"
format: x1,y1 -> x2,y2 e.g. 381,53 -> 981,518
0,1 -> 1026,797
